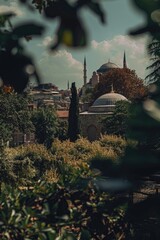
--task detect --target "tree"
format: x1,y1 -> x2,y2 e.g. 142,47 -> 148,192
101,100 -> 131,137
31,106 -> 58,147
92,68 -> 147,102
56,120 -> 68,141
68,82 -> 80,142
146,39 -> 160,84
0,92 -> 34,144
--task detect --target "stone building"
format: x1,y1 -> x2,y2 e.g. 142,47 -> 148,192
80,90 -> 128,141
80,52 -> 127,100
79,52 -> 129,141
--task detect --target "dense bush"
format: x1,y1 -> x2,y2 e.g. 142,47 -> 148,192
1,136 -> 153,239
99,135 -> 127,156
2,144 -> 54,186
0,182 -> 129,240
1,136 -> 127,187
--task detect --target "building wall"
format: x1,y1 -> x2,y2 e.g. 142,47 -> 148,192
80,113 -> 107,141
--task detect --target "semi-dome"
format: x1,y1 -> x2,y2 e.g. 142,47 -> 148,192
97,61 -> 119,74
89,92 -> 128,113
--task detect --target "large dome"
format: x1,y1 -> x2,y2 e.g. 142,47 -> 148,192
97,62 -> 119,74
89,92 -> 128,113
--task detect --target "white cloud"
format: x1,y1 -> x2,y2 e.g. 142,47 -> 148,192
90,35 -> 150,80
38,36 -> 53,47
91,39 -> 111,51
0,4 -> 24,16
35,35 -> 150,89
38,50 -> 83,89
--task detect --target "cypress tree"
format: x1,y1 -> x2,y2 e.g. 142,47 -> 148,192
68,82 -> 80,142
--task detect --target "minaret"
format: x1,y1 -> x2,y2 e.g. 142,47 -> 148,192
67,81 -> 69,90
83,56 -> 87,85
123,51 -> 127,68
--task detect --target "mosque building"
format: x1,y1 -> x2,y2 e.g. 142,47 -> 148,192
79,52 -> 129,141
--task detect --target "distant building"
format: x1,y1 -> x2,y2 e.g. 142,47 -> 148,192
79,52 -> 129,141
32,83 -> 58,91
80,52 -> 128,104
29,82 -> 71,110
80,91 -> 128,141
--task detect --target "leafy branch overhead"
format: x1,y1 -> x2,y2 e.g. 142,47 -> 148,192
0,0 -> 160,93
0,0 -> 106,92
0,13 -> 44,93
129,0 -> 160,38
42,0 -> 106,49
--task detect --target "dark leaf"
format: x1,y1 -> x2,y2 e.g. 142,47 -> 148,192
0,51 -> 41,93
13,22 -> 45,38
52,18 -> 87,49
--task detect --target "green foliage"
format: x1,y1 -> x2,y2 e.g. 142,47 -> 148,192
50,136 -> 125,185
56,120 -> 68,141
146,39 -> 160,83
0,182 -> 128,239
0,144 -> 54,186
31,106 -> 58,148
99,134 -> 127,156
0,92 -> 34,143
0,1 -> 160,238
102,101 -> 131,137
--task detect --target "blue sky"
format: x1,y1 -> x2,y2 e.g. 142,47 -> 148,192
1,0 -> 150,89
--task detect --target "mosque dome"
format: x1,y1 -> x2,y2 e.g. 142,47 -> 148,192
97,61 -> 119,74
89,92 -> 128,113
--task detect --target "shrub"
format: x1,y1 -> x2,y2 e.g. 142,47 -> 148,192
3,144 -> 54,186
0,182 -> 128,240
99,135 -> 127,156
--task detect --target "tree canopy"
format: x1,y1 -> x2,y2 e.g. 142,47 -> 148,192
101,100 -> 131,137
92,68 -> 147,102
31,106 -> 58,148
0,92 -> 34,143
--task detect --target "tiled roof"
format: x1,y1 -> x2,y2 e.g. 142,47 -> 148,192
56,110 -> 69,118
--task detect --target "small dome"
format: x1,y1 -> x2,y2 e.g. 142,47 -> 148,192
97,62 -> 119,74
93,92 -> 127,106
89,92 -> 128,113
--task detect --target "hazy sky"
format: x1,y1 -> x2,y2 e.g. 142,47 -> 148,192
1,0 -> 150,89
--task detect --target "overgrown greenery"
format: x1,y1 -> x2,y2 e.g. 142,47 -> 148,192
0,136 -> 126,187
32,106 -> 58,148
0,92 -> 34,144
0,136 -> 131,239
0,92 -> 64,147
0,181 -> 130,240
0,0 -> 160,239
102,101 -> 131,137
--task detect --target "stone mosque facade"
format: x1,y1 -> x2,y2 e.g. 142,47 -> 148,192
79,52 -> 129,141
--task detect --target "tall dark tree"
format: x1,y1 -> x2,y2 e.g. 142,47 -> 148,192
68,82 -> 80,142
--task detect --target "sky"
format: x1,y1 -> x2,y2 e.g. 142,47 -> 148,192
1,0 -> 150,89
